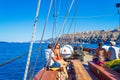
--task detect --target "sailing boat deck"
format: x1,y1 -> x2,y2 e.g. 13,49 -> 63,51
34,59 -> 93,80
34,51 -> 120,80
34,69 -> 58,80
71,60 -> 92,80
34,52 -> 97,80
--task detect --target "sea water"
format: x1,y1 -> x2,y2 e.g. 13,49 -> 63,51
0,42 -> 119,80
0,42 -> 48,80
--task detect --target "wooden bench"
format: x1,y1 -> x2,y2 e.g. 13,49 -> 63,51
88,61 -> 120,80
34,68 -> 58,80
71,60 -> 92,80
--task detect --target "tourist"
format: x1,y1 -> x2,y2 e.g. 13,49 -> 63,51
93,42 -> 106,65
99,50 -> 106,65
95,42 -> 106,58
54,43 -> 68,66
45,44 -> 61,68
102,45 -> 110,61
108,41 -> 119,60
53,43 -> 68,79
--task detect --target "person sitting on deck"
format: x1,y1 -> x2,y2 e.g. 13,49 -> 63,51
45,44 -> 61,68
98,50 -> 106,65
108,41 -> 119,61
93,42 -> 106,65
45,44 -> 68,79
95,42 -> 106,58
54,43 -> 68,79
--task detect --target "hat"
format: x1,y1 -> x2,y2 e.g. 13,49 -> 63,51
110,41 -> 116,46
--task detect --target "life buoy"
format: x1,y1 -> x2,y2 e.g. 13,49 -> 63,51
60,45 -> 73,58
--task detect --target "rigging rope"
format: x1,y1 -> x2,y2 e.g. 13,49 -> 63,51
52,0 -> 57,43
0,48 -> 40,67
74,21 -> 76,44
23,0 -> 41,80
67,0 -> 80,34
0,52 -> 28,67
55,0 -> 75,44
61,0 -> 69,44
57,0 -> 61,17
52,0 -> 61,42
31,0 -> 53,79
59,13 -> 117,19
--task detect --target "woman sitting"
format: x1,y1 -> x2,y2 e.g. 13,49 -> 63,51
53,43 -> 68,79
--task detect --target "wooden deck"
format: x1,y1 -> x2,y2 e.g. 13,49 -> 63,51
34,60 -> 93,80
71,60 -> 92,80
88,61 -> 120,80
82,54 -> 99,80
34,54 -> 101,80
34,68 -> 58,80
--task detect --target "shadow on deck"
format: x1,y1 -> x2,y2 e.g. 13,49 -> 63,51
83,64 -> 99,80
82,53 -> 99,80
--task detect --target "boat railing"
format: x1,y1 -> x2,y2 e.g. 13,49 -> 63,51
88,61 -> 120,80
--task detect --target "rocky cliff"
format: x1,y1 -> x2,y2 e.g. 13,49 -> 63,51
58,27 -> 120,44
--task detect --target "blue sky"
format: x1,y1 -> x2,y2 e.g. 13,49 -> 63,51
0,0 -> 120,42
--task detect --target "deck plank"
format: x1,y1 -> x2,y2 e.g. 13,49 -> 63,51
71,60 -> 92,80
34,69 -> 58,80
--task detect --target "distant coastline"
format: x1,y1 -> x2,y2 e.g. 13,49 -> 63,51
46,27 -> 120,45
1,27 -> 120,45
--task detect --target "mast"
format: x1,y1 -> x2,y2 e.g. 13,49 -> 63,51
74,21 -> 76,45
116,3 -> 120,44
52,0 -> 56,43
116,3 -> 120,28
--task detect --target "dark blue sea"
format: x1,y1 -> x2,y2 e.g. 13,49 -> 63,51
0,42 -> 119,80
0,42 -> 48,80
